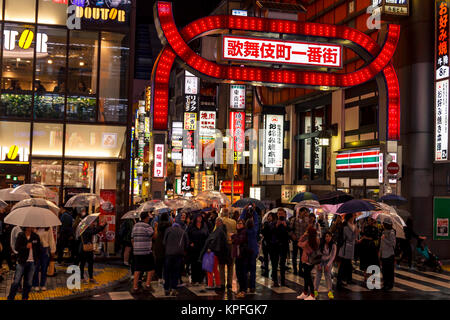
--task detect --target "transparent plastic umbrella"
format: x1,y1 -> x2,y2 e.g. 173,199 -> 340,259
0,188 -> 31,202
12,198 -> 59,215
4,207 -> 61,228
121,210 -> 140,220
164,198 -> 202,211
196,191 -> 231,207
0,199 -> 7,209
372,211 -> 406,239
294,200 -> 322,210
263,207 -> 294,223
12,184 -> 56,199
76,213 -> 100,239
65,193 -> 104,208
137,200 -> 170,214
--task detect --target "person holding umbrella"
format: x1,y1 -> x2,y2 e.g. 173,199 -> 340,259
380,218 -> 396,291
336,213 -> 358,290
32,227 -> 56,292
7,227 -> 41,300
78,215 -> 107,284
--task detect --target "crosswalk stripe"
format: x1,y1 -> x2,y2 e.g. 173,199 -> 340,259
185,285 -> 219,296
108,291 -> 134,300
351,273 -> 405,292
255,276 -> 296,294
422,271 -> 450,282
395,270 -> 450,289
394,276 -> 439,292
284,273 -> 329,292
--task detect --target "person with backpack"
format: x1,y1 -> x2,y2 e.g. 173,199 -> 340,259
336,213 -> 358,290
380,218 -> 396,291
297,226 -> 320,300
314,231 -> 336,300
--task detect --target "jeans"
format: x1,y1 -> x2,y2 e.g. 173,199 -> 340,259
32,247 -> 50,287
303,264 -> 314,294
207,256 -> 221,287
381,255 -> 395,289
314,263 -> 333,291
164,255 -> 182,291
235,257 -> 249,292
291,243 -> 303,274
248,253 -> 257,289
270,246 -> 287,284
8,262 -> 35,300
79,250 -> 94,279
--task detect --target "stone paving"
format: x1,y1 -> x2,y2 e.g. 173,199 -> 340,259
0,263 -> 129,300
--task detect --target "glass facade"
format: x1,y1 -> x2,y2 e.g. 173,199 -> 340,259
0,0 -> 132,214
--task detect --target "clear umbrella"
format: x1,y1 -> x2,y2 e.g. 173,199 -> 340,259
196,191 -> 231,208
0,199 -> 7,209
137,200 -> 170,214
12,198 -> 59,215
65,193 -> 103,208
295,200 -> 322,210
75,213 -> 101,239
372,211 -> 406,239
121,210 -> 140,220
12,184 -> 56,199
263,207 -> 294,223
0,188 -> 31,202
164,198 -> 202,211
4,207 -> 61,228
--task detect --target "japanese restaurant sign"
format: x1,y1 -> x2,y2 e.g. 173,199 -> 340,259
222,35 -> 343,68
199,111 -> 216,136
264,114 -> 284,168
184,113 -> 197,131
69,0 -> 131,29
185,94 -> 199,112
436,0 -> 450,161
230,85 -> 246,109
153,144 -> 165,178
181,173 -> 192,192
230,112 -> 245,162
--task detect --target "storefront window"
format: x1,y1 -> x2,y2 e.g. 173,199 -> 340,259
1,24 -> 35,118
99,32 -> 129,123
4,0 -> 36,23
38,0 -> 68,25
313,108 -> 325,180
67,31 -> 98,121
95,161 -> 126,215
0,121 -> 30,162
0,0 -> 3,20
31,159 -> 61,186
32,123 -> 63,156
65,124 -> 126,159
34,26 -> 67,120
64,160 -> 94,190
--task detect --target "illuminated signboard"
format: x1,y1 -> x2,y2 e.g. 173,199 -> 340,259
336,149 -> 380,171
229,111 -> 245,162
3,29 -> 47,53
185,94 -> 198,112
220,180 -> 244,194
1,145 -> 30,164
202,175 -> 215,191
230,85 -> 245,110
153,144 -> 165,178
199,111 -> 216,137
69,0 -> 131,28
185,71 -> 199,94
222,35 -> 343,68
184,113 -> 197,131
181,173 -> 192,191
264,114 -> 284,168
232,10 -> 247,16
373,0 -> 409,17
436,1 -> 450,161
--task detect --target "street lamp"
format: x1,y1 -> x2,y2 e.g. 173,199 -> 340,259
318,123 -> 338,147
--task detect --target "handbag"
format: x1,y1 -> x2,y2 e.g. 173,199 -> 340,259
309,249 -> 323,265
81,235 -> 94,252
202,251 -> 215,273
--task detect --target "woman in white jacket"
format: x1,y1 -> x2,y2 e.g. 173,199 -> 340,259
314,231 -> 337,300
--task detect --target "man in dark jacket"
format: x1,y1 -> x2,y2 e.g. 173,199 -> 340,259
57,207 -> 74,264
269,209 -> 291,287
163,221 -> 189,296
8,227 -> 41,300
240,204 -> 260,293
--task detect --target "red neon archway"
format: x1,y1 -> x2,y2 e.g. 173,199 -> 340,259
151,1 -> 400,140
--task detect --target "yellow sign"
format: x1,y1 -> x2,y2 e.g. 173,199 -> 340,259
18,30 -> 34,50
75,6 -> 126,23
6,145 -> 19,161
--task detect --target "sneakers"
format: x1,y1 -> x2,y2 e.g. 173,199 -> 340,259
32,287 -> 40,292
296,292 -> 308,300
304,294 -> 315,300
41,286 -> 47,291
328,291 -> 334,299
314,290 -> 319,298
236,291 -> 246,299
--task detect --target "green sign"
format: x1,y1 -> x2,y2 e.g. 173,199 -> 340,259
6,174 -> 11,179
433,197 -> 450,240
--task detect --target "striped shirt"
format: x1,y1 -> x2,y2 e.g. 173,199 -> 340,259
131,222 -> 154,255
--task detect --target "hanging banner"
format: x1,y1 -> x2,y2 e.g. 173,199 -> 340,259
230,111 -> 245,162
185,94 -> 199,112
184,112 -> 197,131
230,85 -> 246,109
181,173 -> 192,191
436,80 -> 449,161
153,144 -> 165,178
264,114 -> 284,168
199,111 -> 216,136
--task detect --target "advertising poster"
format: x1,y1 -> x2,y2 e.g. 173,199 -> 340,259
437,218 -> 449,237
433,197 -> 450,240
264,114 -> 284,168
99,189 -> 116,254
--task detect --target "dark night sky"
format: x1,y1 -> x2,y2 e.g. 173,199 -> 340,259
137,0 -> 223,27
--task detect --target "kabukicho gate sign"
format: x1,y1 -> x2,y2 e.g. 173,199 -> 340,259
151,1 -> 400,142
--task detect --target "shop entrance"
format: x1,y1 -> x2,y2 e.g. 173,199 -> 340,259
336,173 -> 380,201
0,163 -> 28,189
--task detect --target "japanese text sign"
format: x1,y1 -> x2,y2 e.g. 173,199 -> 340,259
153,144 -> 165,178
230,85 -> 246,109
223,35 -> 342,68
199,111 -> 216,136
230,112 -> 245,153
264,114 -> 284,168
184,112 -> 197,131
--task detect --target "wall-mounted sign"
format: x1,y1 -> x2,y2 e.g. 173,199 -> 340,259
220,180 -> 244,194
223,35 -> 343,68
281,185 -> 307,204
3,30 -> 47,53
102,133 -> 117,148
436,83 -> 449,161
336,149 -> 380,171
199,111 -> 216,137
184,113 -> 197,131
230,111 -> 245,152
1,146 -> 30,163
202,175 -> 215,191
185,72 -> 199,94
373,0 -> 409,17
153,144 -> 165,178
230,85 -> 246,109
181,173 -> 192,191
232,9 -> 247,16
185,94 -> 199,112
69,0 -> 131,29
264,114 -> 284,168
437,1 -> 449,80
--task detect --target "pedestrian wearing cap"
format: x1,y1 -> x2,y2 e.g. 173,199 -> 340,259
380,218 -> 396,291
131,211 -> 155,292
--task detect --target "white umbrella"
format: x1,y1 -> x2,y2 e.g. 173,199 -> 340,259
295,200 -> 321,210
11,198 -> 59,215
12,184 -> 56,199
0,188 -> 31,202
76,213 -> 101,239
121,210 -> 139,220
4,207 -> 61,228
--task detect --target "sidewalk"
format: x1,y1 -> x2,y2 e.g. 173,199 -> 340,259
0,263 -> 129,300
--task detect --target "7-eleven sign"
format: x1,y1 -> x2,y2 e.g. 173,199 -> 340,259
336,149 -> 380,171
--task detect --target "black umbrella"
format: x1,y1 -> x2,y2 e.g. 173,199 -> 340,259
336,199 -> 375,214
378,194 -> 407,206
232,198 -> 266,211
318,191 -> 354,205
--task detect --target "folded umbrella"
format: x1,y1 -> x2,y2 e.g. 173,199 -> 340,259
0,188 -> 31,202
336,199 -> 375,214
290,192 -> 318,203
12,198 -> 59,215
4,207 -> 61,228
